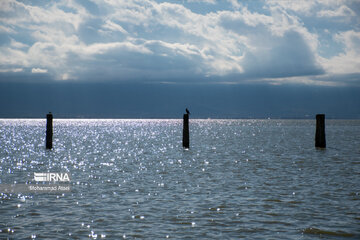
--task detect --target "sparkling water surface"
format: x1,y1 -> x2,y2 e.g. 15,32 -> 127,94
0,119 -> 359,239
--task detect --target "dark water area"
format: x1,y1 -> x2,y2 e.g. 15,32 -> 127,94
0,119 -> 359,239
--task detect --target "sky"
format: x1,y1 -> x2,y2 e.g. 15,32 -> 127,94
0,0 -> 360,118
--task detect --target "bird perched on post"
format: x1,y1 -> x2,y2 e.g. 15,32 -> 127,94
186,108 -> 190,115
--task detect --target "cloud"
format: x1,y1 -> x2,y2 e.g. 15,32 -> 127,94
0,47 -> 28,66
80,41 -> 152,56
31,68 -> 47,73
317,5 -> 355,18
0,25 -> 15,33
0,68 -> 23,73
187,0 -> 216,4
266,0 -> 317,15
7,0 -> 89,31
10,38 -> 28,48
61,73 -> 70,80
102,20 -> 128,34
336,31 -> 360,54
0,0 -> 359,86
242,31 -> 324,79
220,7 -> 273,28
227,0 -> 242,10
320,30 -> 360,74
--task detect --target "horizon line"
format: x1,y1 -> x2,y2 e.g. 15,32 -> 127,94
1,117 -> 360,120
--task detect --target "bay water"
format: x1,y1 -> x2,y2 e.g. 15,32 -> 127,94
0,119 -> 359,239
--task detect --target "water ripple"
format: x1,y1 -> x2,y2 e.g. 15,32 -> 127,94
0,119 -> 359,239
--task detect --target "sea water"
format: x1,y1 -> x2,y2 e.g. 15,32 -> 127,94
0,119 -> 359,239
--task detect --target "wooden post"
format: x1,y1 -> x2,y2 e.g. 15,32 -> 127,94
46,112 -> 53,149
315,114 -> 326,148
183,113 -> 189,148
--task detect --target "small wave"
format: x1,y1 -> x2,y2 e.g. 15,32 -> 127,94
303,227 -> 354,237
27,211 -> 40,216
264,199 -> 282,202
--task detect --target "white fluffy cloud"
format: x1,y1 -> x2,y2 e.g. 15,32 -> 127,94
317,5 -> 355,18
102,20 -> 128,34
0,0 -> 359,85
320,30 -> 360,75
31,68 -> 47,73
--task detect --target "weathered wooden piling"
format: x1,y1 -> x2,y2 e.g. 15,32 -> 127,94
46,112 -> 53,149
315,114 -> 326,148
182,113 -> 189,148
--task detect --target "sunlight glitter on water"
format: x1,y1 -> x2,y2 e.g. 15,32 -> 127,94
0,119 -> 359,239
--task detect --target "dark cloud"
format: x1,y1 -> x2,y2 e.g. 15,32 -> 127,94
0,81 -> 359,118
243,31 -> 325,79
